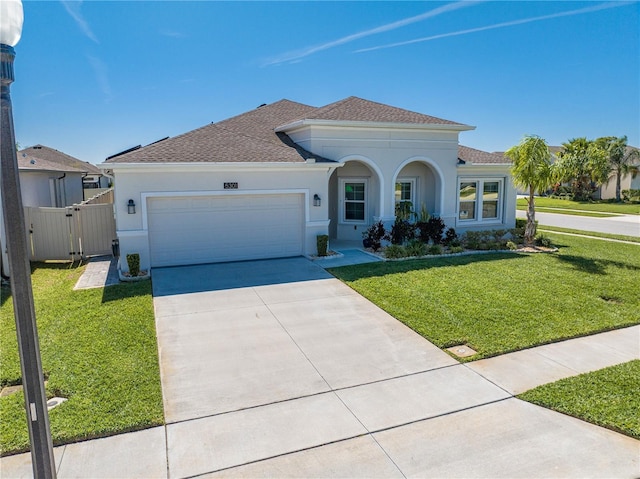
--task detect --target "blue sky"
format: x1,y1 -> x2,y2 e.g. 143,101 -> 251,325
11,0 -> 640,164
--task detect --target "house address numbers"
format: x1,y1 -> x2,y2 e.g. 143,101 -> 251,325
224,182 -> 238,189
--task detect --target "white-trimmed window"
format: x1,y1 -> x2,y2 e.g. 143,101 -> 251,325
341,179 -> 367,223
458,178 -> 503,222
395,178 -> 416,206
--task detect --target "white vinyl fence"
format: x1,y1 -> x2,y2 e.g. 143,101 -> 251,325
25,202 -> 116,261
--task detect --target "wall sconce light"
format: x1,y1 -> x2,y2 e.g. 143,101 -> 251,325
313,194 -> 321,207
127,199 -> 136,214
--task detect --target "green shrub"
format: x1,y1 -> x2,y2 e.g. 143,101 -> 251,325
126,253 -> 140,276
428,244 -> 443,255
362,221 -> 386,251
449,246 -> 464,253
443,227 -> 458,246
316,234 -> 329,257
384,244 -> 407,259
535,234 -> 553,248
506,241 -> 518,251
463,230 -> 510,250
509,227 -> 524,243
489,242 -> 503,250
416,216 -> 446,244
463,231 -> 482,250
406,240 -> 427,257
389,218 -> 415,245
621,189 -> 640,202
493,229 -> 507,242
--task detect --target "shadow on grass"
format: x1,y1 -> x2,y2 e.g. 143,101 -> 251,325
0,285 -> 11,307
2,261 -> 85,306
554,255 -> 640,275
30,260 -> 86,273
101,280 -> 151,303
327,251 -> 525,281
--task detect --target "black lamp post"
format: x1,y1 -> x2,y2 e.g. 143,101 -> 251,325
1,1 -> 56,477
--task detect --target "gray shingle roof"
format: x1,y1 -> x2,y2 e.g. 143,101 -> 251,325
18,145 -> 100,173
458,145 -> 510,165
105,97 -> 468,164
105,100 -> 326,164
303,96 -> 463,125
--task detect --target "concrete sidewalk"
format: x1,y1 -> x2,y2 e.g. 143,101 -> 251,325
2,257 -> 638,478
2,325 -> 637,478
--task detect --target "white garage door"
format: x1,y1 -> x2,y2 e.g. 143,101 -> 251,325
148,194 -> 304,267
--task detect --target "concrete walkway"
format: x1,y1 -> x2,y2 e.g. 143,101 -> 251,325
2,258 -> 638,478
73,255 -> 119,290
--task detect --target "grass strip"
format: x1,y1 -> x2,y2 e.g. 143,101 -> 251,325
518,360 -> 640,439
329,234 -> 640,361
0,262 -> 163,455
538,226 -> 640,244
516,206 -> 615,218
516,197 -> 640,215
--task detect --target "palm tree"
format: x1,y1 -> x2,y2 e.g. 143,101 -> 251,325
506,135 -> 553,245
554,138 -> 609,200
596,136 -> 640,202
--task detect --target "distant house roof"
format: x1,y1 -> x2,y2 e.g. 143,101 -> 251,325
104,97 -> 472,164
18,145 -> 101,174
458,145 -> 510,165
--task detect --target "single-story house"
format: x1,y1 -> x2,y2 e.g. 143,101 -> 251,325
1,145 -> 114,276
598,146 -> 639,200
16,145 -> 109,207
101,97 -> 516,272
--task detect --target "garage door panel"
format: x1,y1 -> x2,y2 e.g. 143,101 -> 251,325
148,194 -> 304,267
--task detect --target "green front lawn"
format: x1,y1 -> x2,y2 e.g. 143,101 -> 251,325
329,234 -> 640,360
526,207 -> 615,218
0,263 -> 163,455
539,226 -> 640,244
516,197 -> 640,215
519,361 -> 640,439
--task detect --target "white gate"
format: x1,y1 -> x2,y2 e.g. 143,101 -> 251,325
24,203 -> 116,261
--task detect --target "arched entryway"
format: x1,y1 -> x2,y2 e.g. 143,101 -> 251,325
329,157 -> 382,242
392,158 -> 444,219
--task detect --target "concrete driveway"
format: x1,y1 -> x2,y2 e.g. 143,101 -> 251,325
150,257 -> 639,478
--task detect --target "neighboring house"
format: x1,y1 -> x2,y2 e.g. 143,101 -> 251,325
1,145 -> 115,276
101,97 -> 516,272
16,145 -> 109,207
598,146 -> 640,200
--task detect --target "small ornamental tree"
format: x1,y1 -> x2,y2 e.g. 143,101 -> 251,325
506,135 -> 553,245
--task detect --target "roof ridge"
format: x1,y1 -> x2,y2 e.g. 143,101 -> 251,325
214,99 -> 314,127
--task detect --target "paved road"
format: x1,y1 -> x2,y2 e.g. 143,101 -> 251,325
516,210 -> 640,236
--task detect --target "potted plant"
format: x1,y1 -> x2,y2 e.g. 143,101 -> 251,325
118,253 -> 150,282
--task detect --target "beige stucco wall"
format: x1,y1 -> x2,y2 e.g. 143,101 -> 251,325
106,162 -> 339,272
105,124 -> 516,270
20,171 -> 84,207
287,123 -> 516,238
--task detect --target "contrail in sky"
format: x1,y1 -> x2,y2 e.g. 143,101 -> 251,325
60,0 -> 99,43
87,54 -> 113,102
263,1 -> 482,66
356,1 -> 633,53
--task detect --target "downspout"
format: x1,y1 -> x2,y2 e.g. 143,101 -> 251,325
81,172 -> 87,202
57,173 -> 66,206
